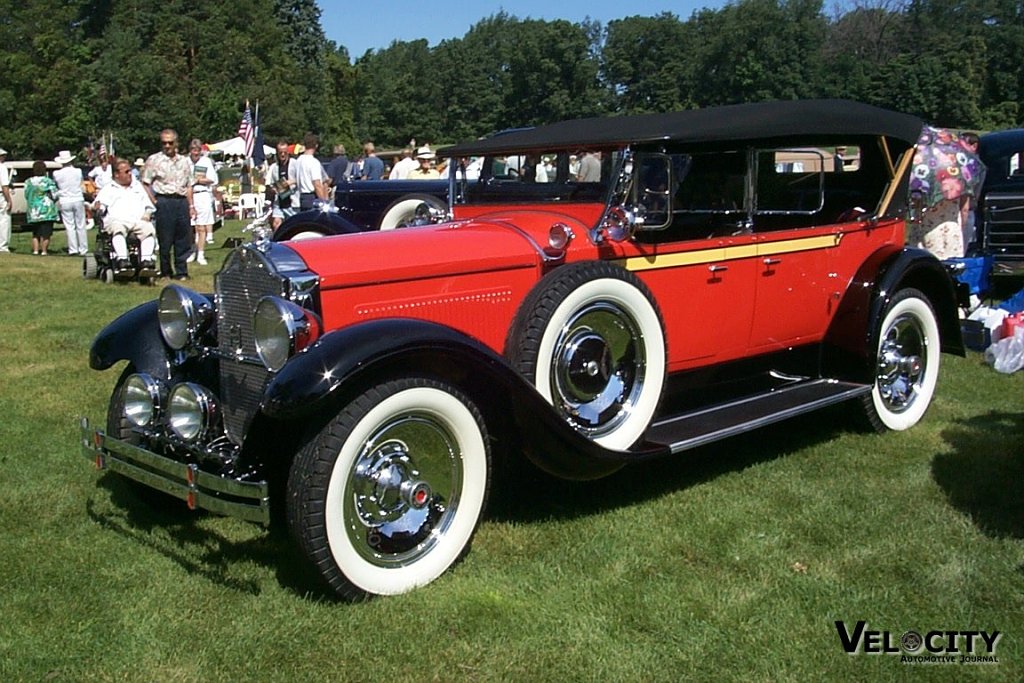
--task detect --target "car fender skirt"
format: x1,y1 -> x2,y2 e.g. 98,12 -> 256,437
261,318 -> 665,480
89,300 -> 172,377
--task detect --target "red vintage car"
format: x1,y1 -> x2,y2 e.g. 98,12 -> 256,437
82,100 -> 964,599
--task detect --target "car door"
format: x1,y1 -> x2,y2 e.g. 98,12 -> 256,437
746,149 -> 842,352
626,151 -> 758,371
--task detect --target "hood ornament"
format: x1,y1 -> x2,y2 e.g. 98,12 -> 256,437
242,210 -> 274,252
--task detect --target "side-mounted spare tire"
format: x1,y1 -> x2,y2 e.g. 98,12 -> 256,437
507,261 -> 666,451
379,194 -> 447,230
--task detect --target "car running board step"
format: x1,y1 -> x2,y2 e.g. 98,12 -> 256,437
645,379 -> 872,454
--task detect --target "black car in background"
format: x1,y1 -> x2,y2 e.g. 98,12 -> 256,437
977,129 -> 1024,273
272,178 -> 449,241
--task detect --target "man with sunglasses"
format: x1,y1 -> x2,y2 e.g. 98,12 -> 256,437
142,129 -> 195,281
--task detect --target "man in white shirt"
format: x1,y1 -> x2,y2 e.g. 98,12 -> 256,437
388,146 -> 417,180
94,158 -> 157,272
53,150 -> 89,255
288,132 -> 328,210
0,148 -> 11,253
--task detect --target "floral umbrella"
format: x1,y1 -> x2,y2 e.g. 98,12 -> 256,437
909,126 -> 986,207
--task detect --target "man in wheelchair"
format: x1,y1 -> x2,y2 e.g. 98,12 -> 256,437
92,157 -> 158,275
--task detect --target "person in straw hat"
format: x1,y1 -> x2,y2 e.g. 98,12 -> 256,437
406,146 -> 439,180
52,150 -> 89,256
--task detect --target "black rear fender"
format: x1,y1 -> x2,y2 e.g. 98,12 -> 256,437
824,246 -> 965,380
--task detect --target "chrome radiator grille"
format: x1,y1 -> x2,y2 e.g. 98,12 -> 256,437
216,248 -> 288,445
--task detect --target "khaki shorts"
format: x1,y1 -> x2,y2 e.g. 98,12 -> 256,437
104,217 -> 156,239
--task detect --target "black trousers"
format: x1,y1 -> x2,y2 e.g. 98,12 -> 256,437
154,196 -> 191,277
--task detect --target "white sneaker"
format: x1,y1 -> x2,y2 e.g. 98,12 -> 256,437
206,235 -> 214,244
187,252 -> 196,263
197,253 -> 207,265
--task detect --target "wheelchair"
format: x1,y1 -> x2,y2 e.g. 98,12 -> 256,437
82,219 -> 160,285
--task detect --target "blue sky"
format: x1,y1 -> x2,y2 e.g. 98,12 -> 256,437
317,1 -> 727,59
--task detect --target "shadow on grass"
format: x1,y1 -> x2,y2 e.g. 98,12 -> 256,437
488,403 -> 858,524
82,402 -> 866,602
87,475 -> 338,601
932,410 -> 1024,540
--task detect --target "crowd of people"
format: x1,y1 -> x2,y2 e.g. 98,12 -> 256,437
0,126 -> 987,274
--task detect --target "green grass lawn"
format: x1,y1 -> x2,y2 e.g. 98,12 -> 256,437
1,222 -> 1022,681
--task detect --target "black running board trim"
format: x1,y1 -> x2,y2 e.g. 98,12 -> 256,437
645,379 -> 872,454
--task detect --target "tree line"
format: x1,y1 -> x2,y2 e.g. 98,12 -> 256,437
0,0 -> 1020,163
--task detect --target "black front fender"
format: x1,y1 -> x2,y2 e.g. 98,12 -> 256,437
89,300 -> 173,378
261,318 -> 664,480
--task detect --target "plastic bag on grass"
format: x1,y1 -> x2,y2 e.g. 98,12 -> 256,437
985,326 -> 1024,374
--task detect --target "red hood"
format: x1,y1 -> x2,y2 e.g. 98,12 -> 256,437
286,219 -> 549,290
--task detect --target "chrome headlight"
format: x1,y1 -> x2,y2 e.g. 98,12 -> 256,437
122,373 -> 165,427
157,285 -> 214,350
167,383 -> 218,441
253,296 -> 321,372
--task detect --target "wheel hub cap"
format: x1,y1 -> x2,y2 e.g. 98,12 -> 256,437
346,415 -> 460,566
876,315 -> 927,413
551,303 -> 645,436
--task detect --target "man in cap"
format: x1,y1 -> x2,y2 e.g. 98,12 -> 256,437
53,150 -> 89,255
0,148 -> 11,253
406,146 -> 439,180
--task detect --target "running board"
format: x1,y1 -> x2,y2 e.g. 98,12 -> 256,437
645,379 -> 872,454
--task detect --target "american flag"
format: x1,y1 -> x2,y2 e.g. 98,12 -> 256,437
238,103 -> 255,158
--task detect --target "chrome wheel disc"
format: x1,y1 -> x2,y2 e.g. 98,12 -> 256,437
550,302 -> 645,437
876,313 -> 927,413
345,414 -> 462,567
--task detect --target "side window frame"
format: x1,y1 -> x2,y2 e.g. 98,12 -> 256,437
752,148 -> 826,216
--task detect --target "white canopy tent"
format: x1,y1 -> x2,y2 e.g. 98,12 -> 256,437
208,136 -> 274,158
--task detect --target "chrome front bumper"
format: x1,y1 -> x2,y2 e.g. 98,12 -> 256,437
79,417 -> 270,525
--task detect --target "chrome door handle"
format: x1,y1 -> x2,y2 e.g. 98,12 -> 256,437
708,264 -> 728,273
763,258 -> 782,266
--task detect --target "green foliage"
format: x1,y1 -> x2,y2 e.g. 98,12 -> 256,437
0,0 -> 1022,160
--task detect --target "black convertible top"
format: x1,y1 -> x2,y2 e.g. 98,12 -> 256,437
441,99 -> 924,157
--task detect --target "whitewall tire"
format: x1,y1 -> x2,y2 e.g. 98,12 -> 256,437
287,378 -> 490,599
509,262 -> 666,450
862,288 -> 941,431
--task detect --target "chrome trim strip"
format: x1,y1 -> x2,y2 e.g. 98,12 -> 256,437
80,418 -> 270,525
617,233 -> 843,272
